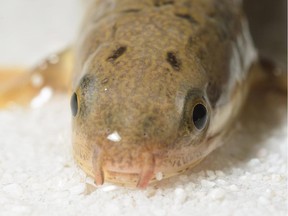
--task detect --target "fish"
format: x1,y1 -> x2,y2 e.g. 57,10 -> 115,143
0,0 -> 286,188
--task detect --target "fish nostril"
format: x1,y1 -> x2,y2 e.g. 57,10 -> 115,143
105,128 -> 111,134
143,115 -> 157,130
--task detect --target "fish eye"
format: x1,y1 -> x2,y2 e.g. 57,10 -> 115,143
70,92 -> 78,117
192,103 -> 208,130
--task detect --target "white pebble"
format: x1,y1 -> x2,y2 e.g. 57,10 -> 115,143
248,158 -> 261,166
179,175 -> 189,182
30,183 -> 44,191
11,205 -> 31,214
2,183 -> 23,198
232,168 -> 243,175
14,172 -> 29,182
186,183 -> 196,190
153,208 -> 166,216
268,167 -> 278,173
271,174 -> 282,182
215,170 -> 225,177
156,172 -> 163,181
30,86 -> 53,108
268,153 -> 280,163
206,170 -> 216,179
31,73 -> 44,87
201,179 -> 216,187
69,183 -> 86,195
257,148 -> 268,158
101,184 -> 119,192
47,191 -> 70,201
258,196 -> 270,205
229,184 -> 239,191
197,171 -> 205,177
216,179 -> 227,186
239,175 -> 248,181
85,177 -> 96,185
2,172 -> 13,184
251,174 -> 261,181
209,188 -> 226,200
174,188 -> 186,204
107,131 -> 121,142
265,189 -> 274,198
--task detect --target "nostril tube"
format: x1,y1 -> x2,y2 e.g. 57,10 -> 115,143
92,146 -> 104,186
137,152 -> 155,189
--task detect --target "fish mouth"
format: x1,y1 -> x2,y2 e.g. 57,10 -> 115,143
73,133 -> 220,188
73,144 -> 206,188
91,155 -> 204,189
74,153 -> 203,188
92,148 -> 157,188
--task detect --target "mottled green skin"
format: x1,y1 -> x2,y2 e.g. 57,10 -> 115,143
72,0 -> 257,187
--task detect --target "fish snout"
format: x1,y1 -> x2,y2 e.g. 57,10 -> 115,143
91,141 -> 162,188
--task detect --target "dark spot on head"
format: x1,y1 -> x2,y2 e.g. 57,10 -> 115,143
175,13 -> 198,25
154,0 -> 174,7
80,74 -> 95,90
107,46 -> 127,62
166,52 -> 181,71
122,9 -> 141,13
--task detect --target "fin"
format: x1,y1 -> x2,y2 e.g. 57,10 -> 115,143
250,57 -> 287,95
0,48 -> 74,108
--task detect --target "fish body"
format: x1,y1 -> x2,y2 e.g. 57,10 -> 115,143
1,0 -> 284,188
71,0 -> 257,187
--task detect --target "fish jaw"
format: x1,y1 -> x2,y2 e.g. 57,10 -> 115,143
73,134 -> 221,188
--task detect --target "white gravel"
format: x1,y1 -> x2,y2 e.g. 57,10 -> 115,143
0,73 -> 286,216
0,1 -> 287,216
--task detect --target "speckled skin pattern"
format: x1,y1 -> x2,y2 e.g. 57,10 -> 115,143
72,0 -> 257,187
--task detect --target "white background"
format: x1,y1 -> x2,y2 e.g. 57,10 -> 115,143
0,0 -> 82,66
